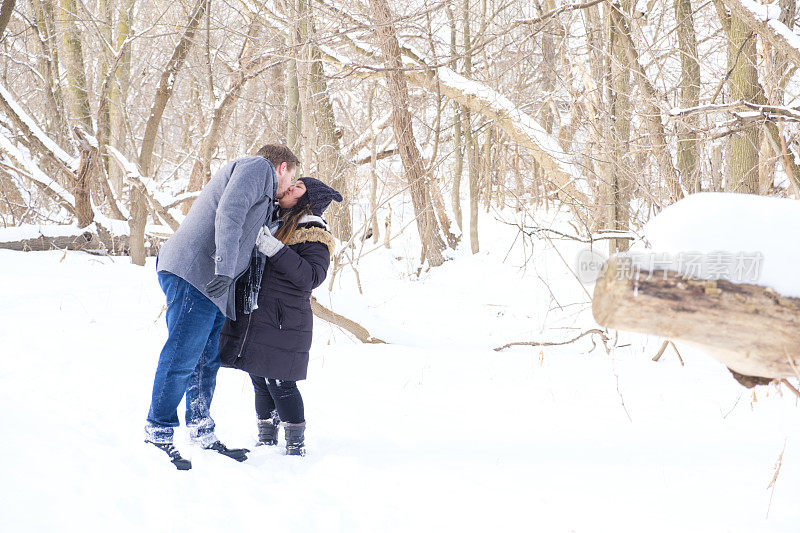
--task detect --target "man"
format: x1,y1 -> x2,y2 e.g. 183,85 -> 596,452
145,144 -> 299,470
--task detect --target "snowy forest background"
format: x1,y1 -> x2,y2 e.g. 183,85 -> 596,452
2,0 -> 800,531
1,0 -> 798,257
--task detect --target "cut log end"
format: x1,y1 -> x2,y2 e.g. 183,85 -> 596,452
592,256 -> 800,379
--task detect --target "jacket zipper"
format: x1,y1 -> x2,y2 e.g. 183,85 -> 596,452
236,262 -> 268,361
235,313 -> 253,361
277,300 -> 284,330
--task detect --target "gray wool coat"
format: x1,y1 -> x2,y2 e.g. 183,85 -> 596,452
156,156 -> 278,320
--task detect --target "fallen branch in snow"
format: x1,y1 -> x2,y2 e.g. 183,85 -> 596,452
0,225 -> 100,252
0,223 -> 164,255
592,256 -> 800,379
310,296 -> 386,344
779,379 -> 800,398
512,223 -> 636,243
651,339 -> 684,366
766,439 -> 787,519
493,328 -> 609,352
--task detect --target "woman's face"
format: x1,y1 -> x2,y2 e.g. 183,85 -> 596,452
278,180 -> 307,209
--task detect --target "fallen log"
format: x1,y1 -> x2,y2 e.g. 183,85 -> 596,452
592,255 -> 800,379
310,296 -> 386,344
0,223 -> 165,256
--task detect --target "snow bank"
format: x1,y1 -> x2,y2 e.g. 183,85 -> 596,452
642,192 -> 800,297
2,208 -> 800,531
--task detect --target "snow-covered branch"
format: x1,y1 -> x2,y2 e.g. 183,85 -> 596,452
106,146 -> 179,231
722,0 -> 800,68
0,82 -> 76,173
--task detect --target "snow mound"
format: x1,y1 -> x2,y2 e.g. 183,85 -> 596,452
643,192 -> 800,297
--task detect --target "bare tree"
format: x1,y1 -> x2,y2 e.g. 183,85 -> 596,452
368,0 -> 446,266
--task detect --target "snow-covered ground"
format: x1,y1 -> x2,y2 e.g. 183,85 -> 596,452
1,207 -> 799,532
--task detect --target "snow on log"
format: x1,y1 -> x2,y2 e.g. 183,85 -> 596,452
0,223 -> 164,255
593,192 -> 800,380
722,0 -> 800,68
0,223 -> 110,253
592,255 -> 800,379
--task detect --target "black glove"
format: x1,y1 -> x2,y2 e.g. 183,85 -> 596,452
206,274 -> 233,298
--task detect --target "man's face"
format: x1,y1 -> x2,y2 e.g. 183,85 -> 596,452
275,162 -> 297,199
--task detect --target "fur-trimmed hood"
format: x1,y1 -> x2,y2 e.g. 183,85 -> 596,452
286,225 -> 335,257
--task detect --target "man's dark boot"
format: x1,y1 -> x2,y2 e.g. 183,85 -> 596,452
147,441 -> 192,470
256,417 -> 279,446
284,422 -> 306,456
204,440 -> 250,462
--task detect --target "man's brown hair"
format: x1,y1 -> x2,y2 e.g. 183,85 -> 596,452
255,144 -> 300,171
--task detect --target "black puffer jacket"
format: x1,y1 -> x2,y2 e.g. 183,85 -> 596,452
219,217 -> 334,380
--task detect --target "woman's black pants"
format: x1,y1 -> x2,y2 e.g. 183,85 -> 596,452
249,374 -> 305,424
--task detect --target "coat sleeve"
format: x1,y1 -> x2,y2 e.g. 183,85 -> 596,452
213,158 -> 274,277
267,241 -> 331,291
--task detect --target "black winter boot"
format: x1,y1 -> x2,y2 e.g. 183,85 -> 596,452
256,417 -> 279,446
284,422 -> 306,456
204,440 -> 250,462
147,441 -> 192,470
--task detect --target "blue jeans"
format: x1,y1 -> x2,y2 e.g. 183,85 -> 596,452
145,271 -> 225,446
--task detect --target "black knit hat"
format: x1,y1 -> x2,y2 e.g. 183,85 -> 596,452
297,177 -> 343,216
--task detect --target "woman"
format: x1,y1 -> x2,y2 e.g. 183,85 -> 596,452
219,177 -> 342,456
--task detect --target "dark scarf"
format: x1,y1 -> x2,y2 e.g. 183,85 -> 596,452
237,249 -> 266,315
238,204 -> 281,316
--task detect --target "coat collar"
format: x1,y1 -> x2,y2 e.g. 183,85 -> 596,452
298,214 -> 328,228
286,225 -> 335,256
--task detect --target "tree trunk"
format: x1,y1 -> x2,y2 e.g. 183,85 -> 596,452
369,0 -> 446,266
447,0 -> 463,232
285,0 -> 302,155
675,0 -> 701,194
57,0 -> 96,227
609,5 -> 681,200
464,0 -> 479,254
608,4 -> 632,254
132,0 -> 206,265
540,0 -> 557,134
109,0 -> 133,196
593,256 -> 800,379
31,0 -> 69,145
183,20 -> 263,214
309,30 -> 352,241
58,0 -> 93,132
725,14 -> 762,194
0,168 -> 26,222
0,0 -> 16,41
367,86 -> 380,243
